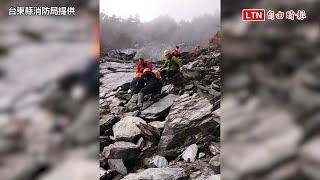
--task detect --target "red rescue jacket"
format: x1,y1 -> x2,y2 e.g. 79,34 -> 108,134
136,62 -> 152,77
172,49 -> 180,56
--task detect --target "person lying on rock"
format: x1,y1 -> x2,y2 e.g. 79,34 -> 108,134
158,50 -> 183,84
129,58 -> 153,94
133,68 -> 162,110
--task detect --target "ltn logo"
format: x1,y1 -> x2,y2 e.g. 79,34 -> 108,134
242,9 -> 265,21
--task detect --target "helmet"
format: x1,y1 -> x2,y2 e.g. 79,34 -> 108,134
164,50 -> 170,56
143,68 -> 151,73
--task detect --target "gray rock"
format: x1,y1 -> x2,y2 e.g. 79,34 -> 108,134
100,168 -> 117,180
125,94 -> 138,111
182,144 -> 198,162
100,115 -> 119,135
122,168 -> 188,180
141,140 -> 154,152
112,116 -> 146,141
209,144 -> 220,156
109,97 -> 124,109
107,49 -> 136,60
207,175 -> 221,180
153,155 -> 168,168
107,159 -> 127,175
102,141 -> 139,160
158,93 -> 218,157
210,82 -> 220,91
161,84 -> 174,94
209,89 -> 220,97
190,171 -> 212,180
140,94 -> 178,120
100,168 -> 107,179
103,72 -> 133,92
186,61 -> 199,70
136,137 -> 145,150
124,110 -> 140,117
189,171 -> 202,180
198,152 -> 205,159
210,154 -> 221,174
184,84 -> 194,91
110,106 -> 126,115
137,122 -> 161,144
148,121 -> 166,132
143,156 -> 157,168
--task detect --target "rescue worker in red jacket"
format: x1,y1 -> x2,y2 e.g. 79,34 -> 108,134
130,58 -> 153,94
172,46 -> 181,57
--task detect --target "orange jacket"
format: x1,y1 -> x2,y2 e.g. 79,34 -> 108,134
135,72 -> 143,78
172,49 -> 180,56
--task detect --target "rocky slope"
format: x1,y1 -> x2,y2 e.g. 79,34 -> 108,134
100,46 -> 221,180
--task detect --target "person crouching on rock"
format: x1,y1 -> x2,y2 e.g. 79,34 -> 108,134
133,68 -> 162,110
130,58 -> 153,94
158,50 -> 183,84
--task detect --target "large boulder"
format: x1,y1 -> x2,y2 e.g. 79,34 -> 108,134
102,72 -> 133,93
122,168 -> 189,180
102,141 -> 139,160
158,93 -> 219,158
140,94 -> 178,120
112,116 -> 146,141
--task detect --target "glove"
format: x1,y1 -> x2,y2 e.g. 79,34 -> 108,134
180,67 -> 183,72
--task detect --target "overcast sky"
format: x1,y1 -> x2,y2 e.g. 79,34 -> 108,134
100,0 -> 220,22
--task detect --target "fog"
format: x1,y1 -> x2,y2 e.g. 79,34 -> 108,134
100,0 -> 220,22
100,14 -> 220,50
100,0 -> 220,49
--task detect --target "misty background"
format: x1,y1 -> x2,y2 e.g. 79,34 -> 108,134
100,0 -> 220,50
